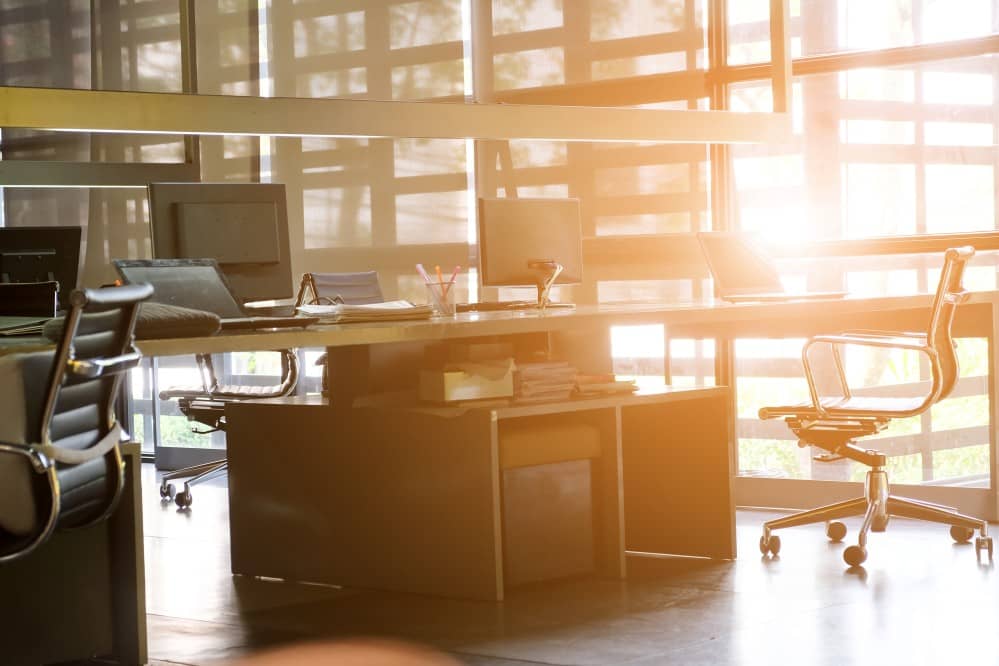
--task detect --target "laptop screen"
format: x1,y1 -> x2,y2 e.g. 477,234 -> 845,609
697,233 -> 784,294
113,259 -> 246,319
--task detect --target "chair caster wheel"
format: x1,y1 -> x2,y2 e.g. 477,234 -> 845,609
826,521 -> 847,542
950,525 -> 974,543
843,545 -> 867,566
175,489 -> 193,508
976,536 -> 993,560
760,534 -> 781,556
160,482 -> 175,500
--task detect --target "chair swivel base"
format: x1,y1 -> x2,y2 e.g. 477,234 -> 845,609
759,467 -> 993,566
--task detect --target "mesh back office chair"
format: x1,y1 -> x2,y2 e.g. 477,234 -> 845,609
758,247 -> 993,567
296,271 -> 384,395
157,271 -> 381,507
0,283 -> 150,561
157,351 -> 299,508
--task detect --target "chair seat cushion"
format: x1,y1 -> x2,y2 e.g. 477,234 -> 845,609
761,395 -> 928,419
43,302 -> 220,341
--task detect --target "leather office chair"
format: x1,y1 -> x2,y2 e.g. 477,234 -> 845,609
758,246 -> 993,566
296,271 -> 384,395
0,283 -> 150,561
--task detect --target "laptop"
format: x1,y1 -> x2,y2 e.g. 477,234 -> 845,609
113,258 -> 317,331
696,232 -> 847,303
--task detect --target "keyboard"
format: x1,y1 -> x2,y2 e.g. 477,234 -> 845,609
455,300 -> 537,313
220,315 -> 318,331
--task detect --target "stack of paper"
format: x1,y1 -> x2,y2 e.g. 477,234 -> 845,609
514,360 -> 577,404
296,300 -> 433,323
575,373 -> 638,396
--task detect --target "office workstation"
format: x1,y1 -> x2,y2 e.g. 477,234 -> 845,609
2,1 -> 999,664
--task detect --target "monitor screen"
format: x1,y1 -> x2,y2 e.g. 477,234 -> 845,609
0,225 -> 82,310
477,198 -> 583,289
148,182 -> 293,303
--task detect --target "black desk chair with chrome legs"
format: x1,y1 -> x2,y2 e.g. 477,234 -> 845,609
758,246 -> 993,567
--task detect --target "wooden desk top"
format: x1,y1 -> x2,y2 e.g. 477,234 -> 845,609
136,291 -> 985,358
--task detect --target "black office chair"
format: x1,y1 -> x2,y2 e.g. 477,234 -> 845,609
296,271 -> 384,395
0,283 -> 150,562
758,246 -> 993,566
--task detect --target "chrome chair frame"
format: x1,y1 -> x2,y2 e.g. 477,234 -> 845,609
758,247 -> 993,566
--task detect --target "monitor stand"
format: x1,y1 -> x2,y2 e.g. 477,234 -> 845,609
528,260 -> 575,311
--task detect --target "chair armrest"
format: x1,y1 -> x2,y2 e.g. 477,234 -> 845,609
67,349 -> 143,379
838,328 -> 927,339
810,332 -> 932,352
803,332 -> 936,417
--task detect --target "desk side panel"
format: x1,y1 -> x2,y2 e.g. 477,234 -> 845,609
622,390 -> 735,559
226,402 -> 504,600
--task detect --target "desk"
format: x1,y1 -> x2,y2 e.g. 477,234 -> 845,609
225,386 -> 731,601
213,290 -> 999,599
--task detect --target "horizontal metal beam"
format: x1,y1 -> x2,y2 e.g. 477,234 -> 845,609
715,33 -> 999,84
0,160 -> 198,187
0,85 -> 791,145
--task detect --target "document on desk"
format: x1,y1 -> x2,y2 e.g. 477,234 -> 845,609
296,300 -> 433,323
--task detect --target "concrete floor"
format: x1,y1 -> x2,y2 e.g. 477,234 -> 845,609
143,464 -> 999,666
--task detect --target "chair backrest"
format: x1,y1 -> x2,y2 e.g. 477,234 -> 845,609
926,246 -> 974,403
0,283 -> 150,562
296,271 -> 383,306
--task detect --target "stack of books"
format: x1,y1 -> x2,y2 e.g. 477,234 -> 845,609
514,360 -> 577,404
575,373 -> 639,396
296,300 -> 432,323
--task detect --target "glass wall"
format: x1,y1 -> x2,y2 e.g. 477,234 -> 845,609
1,1 -> 997,488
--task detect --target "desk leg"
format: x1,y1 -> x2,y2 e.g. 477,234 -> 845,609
991,301 -> 999,519
109,445 -> 148,665
621,390 -> 735,559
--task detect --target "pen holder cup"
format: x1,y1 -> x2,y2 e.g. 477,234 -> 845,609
427,282 -> 456,317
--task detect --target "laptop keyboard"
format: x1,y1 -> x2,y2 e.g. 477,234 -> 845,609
220,316 -> 317,331
455,300 -> 537,312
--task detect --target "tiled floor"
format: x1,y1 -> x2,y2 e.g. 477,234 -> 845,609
143,465 -> 999,665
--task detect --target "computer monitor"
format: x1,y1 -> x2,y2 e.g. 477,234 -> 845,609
0,225 -> 82,310
477,197 -> 583,308
147,182 -> 293,303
